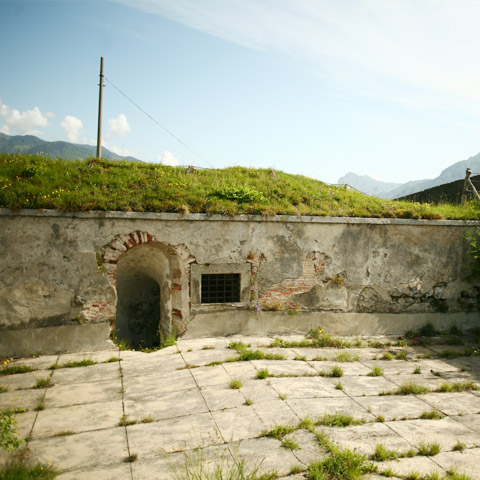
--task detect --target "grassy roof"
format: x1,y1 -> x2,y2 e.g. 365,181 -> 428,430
1,153 -> 480,220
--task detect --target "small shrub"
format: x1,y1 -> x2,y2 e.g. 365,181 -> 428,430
229,379 -> 242,389
368,366 -> 384,377
0,409 -> 25,450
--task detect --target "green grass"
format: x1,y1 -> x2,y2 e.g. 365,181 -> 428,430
261,424 -> 296,440
419,410 -> 443,420
0,386 -> 8,393
227,342 -> 285,362
256,368 -> 270,379
61,359 -> 97,368
281,436 -> 300,450
315,413 -> 365,428
367,366 -> 384,377
118,415 -> 137,426
0,460 -> 58,479
434,381 -> 478,392
228,379 -> 242,389
371,444 -> 399,461
381,382 -> 430,396
417,442 -> 441,456
328,365 -> 344,377
33,378 -> 52,389
452,440 -> 466,452
0,365 -> 36,376
4,154 -> 480,219
335,352 -> 359,362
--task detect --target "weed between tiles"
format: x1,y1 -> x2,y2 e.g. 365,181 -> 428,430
367,366 -> 384,377
0,365 -> 37,376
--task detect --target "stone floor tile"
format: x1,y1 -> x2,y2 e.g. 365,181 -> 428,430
127,413 -> 223,457
212,405 -> 265,442
56,463 -> 132,480
334,375 -> 398,396
421,392 -> 480,416
0,370 -> 54,391
387,417 -> 480,449
238,379 -> 284,403
31,400 -> 123,438
221,361 -> 258,380
0,388 -> 43,411
44,379 -> 122,408
320,422 -> 414,456
180,349 -> 235,366
434,447 -> 480,479
122,368 -> 197,397
450,413 -> 480,434
415,358 -> 463,372
353,394 -> 433,421
250,359 -> 318,376
28,426 -> 129,471
124,387 -> 208,421
286,397 -> 375,422
252,398 -> 300,428
190,365 -> 232,388
309,361 -> 371,376
14,411 -> 37,440
375,456 -> 447,477
361,360 -> 420,376
200,383 -> 245,411
51,362 -> 120,385
232,437 -> 300,477
268,376 -> 345,399
120,353 -> 186,377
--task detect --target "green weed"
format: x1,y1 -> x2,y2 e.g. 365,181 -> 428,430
229,379 -> 242,389
33,378 -> 52,389
417,442 -> 441,456
419,410 -> 443,420
368,366 -> 384,377
281,436 -> 300,450
0,365 -> 36,376
315,413 -> 365,428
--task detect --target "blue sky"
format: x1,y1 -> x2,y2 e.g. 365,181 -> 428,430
2,0 -> 480,184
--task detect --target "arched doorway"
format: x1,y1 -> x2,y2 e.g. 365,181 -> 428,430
115,243 -> 170,350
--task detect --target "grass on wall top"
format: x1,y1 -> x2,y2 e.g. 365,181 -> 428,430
1,153 -> 480,220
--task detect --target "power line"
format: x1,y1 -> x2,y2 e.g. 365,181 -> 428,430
104,76 -> 212,167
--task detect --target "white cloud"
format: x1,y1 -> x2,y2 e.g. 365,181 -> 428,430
60,115 -> 83,143
112,0 -> 480,111
104,141 -> 136,158
157,150 -> 179,166
0,99 -> 54,135
106,113 -> 131,139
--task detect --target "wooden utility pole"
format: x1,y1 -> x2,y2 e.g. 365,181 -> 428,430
96,57 -> 104,159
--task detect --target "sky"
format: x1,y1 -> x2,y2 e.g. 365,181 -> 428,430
2,0 -> 480,184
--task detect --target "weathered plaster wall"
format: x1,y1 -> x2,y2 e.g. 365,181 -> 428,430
1,209 -> 479,355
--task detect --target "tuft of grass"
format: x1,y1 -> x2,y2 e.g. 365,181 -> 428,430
329,365 -> 344,377
413,366 -> 422,374
452,440 -> 466,452
0,365 -> 37,376
335,382 -> 344,390
33,378 -> 52,389
315,413 -> 365,428
278,393 -> 287,400
417,442 -> 441,456
255,369 -> 270,379
244,398 -> 253,406
395,350 -> 408,360
289,465 -> 305,475
201,346 -> 215,350
227,342 -> 285,362
381,352 -> 394,361
62,359 -> 97,368
141,416 -> 154,423
206,361 -> 223,367
118,415 -> 137,426
368,366 -> 384,377
124,453 -> 138,463
281,436 -> 300,450
385,382 -> 430,396
419,410 -> 443,420
106,357 -> 120,363
372,444 -> 399,461
176,364 -> 199,370
0,459 -> 58,479
294,355 -> 307,361
54,430 -> 75,437
308,446 -> 377,479
261,424 -> 296,440
229,379 -> 243,389
434,381 -> 478,393
0,386 -> 9,393
376,415 -> 385,423
34,398 -> 45,411
335,352 -> 359,362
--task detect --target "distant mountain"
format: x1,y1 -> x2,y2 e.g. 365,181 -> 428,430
338,151 -> 480,199
0,133 -> 141,162
337,173 -> 403,198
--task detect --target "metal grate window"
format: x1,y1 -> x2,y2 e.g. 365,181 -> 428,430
201,273 -> 241,303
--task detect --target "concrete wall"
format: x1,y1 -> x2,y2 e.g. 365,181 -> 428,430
1,208 -> 479,356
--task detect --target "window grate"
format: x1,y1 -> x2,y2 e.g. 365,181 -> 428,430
201,273 -> 241,303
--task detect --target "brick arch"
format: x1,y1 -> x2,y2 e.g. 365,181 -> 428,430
98,231 -> 196,337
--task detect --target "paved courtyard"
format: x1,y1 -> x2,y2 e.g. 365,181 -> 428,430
1,333 -> 480,479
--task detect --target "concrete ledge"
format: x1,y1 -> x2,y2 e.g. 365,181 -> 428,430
0,323 -> 114,357
183,311 -> 480,338
1,208 -> 479,227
